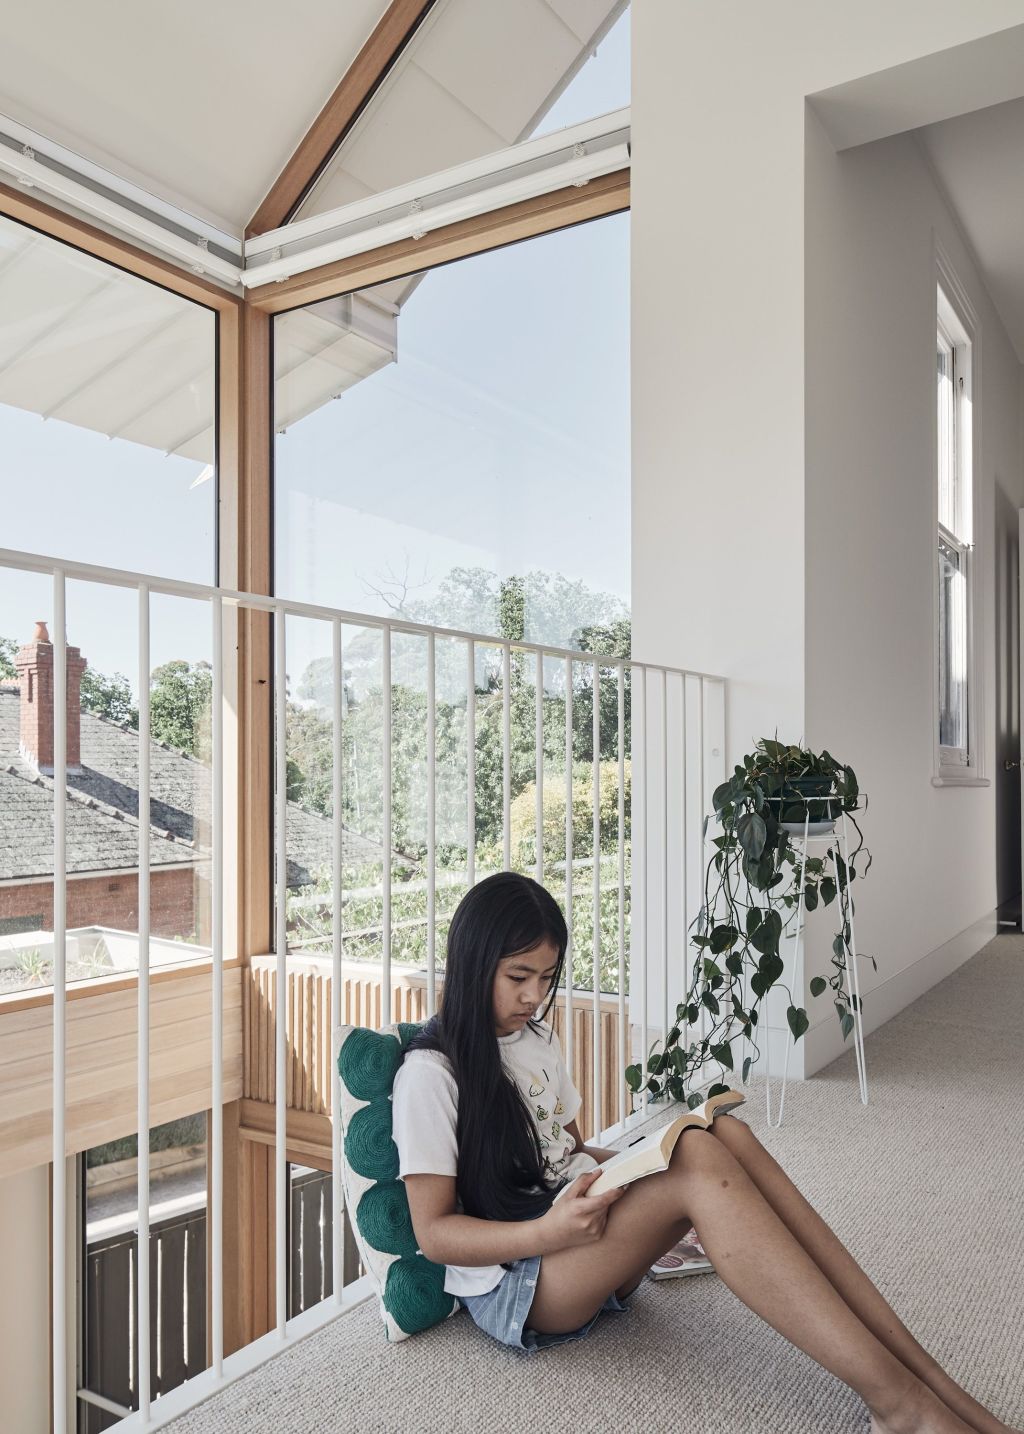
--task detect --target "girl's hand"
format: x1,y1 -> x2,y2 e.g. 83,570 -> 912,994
540,1170 -> 625,1250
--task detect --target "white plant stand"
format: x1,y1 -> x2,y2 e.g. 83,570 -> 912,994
761,802 -> 870,1129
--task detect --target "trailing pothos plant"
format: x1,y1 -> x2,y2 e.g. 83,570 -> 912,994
625,739 -> 874,1109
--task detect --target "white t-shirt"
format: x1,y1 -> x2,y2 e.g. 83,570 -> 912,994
391,1022 -> 598,1296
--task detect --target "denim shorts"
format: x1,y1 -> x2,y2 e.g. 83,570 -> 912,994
459,1255 -> 631,1352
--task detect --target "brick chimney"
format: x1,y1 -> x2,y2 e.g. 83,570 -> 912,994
15,622 -> 87,774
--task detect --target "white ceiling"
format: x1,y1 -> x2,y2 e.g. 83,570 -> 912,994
0,0 -> 391,234
298,0 -> 627,219
919,96 -> 1024,361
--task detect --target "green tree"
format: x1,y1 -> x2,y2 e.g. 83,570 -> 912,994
80,667 -> 138,727
150,659 -> 213,758
0,637 -> 15,682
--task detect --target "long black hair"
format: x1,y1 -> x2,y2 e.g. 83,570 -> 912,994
406,871 -> 568,1222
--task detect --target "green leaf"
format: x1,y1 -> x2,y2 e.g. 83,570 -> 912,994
832,933 -> 846,957
707,1082 -> 730,1099
745,906 -> 763,936
687,1091 -> 704,1110
625,1064 -> 641,1091
686,1003 -> 700,1025
786,1005 -> 809,1040
742,1055 -> 752,1083
709,926 -> 738,955
725,951 -> 744,978
736,811 -> 767,861
821,877 -> 836,905
750,918 -> 779,957
841,1013 -> 855,1041
700,990 -> 720,1016
809,976 -> 827,998
712,779 -> 734,810
710,1041 -> 733,1071
703,956 -> 725,981
804,884 -> 818,912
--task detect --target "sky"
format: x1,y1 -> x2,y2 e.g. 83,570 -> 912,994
0,10 -> 630,695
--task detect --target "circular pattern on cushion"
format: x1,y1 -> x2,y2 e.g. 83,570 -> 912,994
384,1254 -> 456,1334
344,1099 -> 398,1182
356,1180 -> 419,1257
396,1022 -> 423,1050
338,1027 -> 402,1101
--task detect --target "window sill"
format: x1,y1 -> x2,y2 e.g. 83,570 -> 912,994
931,773 -> 990,788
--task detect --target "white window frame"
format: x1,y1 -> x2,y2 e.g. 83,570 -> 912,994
932,242 -> 986,786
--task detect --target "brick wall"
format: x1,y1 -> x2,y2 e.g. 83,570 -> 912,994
0,866 -> 198,939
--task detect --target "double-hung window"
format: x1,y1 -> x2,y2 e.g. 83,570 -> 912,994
934,271 -> 979,780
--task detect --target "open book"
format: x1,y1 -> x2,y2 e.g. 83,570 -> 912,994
555,1089 -> 746,1202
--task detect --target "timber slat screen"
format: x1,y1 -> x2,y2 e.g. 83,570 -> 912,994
81,1208 -> 206,1433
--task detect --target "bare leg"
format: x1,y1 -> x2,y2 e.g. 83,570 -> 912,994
530,1131 -> 975,1434
709,1116 -> 1016,1434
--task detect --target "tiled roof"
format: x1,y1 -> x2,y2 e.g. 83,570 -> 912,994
0,688 -> 393,884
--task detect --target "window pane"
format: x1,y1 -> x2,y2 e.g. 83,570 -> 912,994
274,215 -> 629,640
0,213 -> 217,996
937,333 -> 956,534
938,536 -> 967,754
82,1115 -> 208,1425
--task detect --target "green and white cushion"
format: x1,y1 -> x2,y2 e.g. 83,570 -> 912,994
333,1020 -> 459,1342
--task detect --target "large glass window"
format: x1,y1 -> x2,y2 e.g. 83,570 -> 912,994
273,211 -> 630,1011
0,213 -> 217,995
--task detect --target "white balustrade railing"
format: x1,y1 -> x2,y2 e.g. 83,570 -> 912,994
0,545 -> 726,1430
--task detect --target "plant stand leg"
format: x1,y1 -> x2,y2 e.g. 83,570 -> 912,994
765,811 -> 810,1129
835,812 -> 869,1105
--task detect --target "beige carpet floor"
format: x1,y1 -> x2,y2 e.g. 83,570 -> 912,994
168,935 -> 1024,1433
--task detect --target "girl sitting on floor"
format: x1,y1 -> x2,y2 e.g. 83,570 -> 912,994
392,871 -> 1017,1434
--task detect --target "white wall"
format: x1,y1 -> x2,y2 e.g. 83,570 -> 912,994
632,1 -> 1024,1074
803,115 -> 1024,1068
0,1164 -> 51,1432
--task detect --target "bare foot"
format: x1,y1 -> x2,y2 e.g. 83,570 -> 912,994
869,1381 -> 980,1434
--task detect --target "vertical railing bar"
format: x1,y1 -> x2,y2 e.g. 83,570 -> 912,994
697,676 -> 706,1048
382,622 -> 392,1026
426,632 -> 437,1017
679,672 -> 688,1063
535,651 -> 544,884
591,662 -> 601,1139
563,655 -> 573,1079
211,594 -> 224,1372
137,582 -> 151,1423
274,606 -> 287,1337
661,670 -> 669,1068
467,640 -> 475,889
502,642 -> 511,870
52,569 -> 67,1432
616,662 -> 626,1128
636,664 -> 648,1117
331,617 -> 345,1301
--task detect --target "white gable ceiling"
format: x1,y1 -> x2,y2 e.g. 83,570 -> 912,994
919,96 -> 1024,361
299,0 -> 626,217
0,0 -> 392,234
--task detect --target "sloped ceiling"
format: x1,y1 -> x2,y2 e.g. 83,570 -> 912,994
299,0 -> 627,218
0,0 -> 392,233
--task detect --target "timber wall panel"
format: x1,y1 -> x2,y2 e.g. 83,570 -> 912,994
0,967 -> 243,1178
243,961 -> 632,1142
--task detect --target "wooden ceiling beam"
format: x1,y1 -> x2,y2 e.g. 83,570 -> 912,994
246,0 -> 437,239
246,167 -> 630,314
